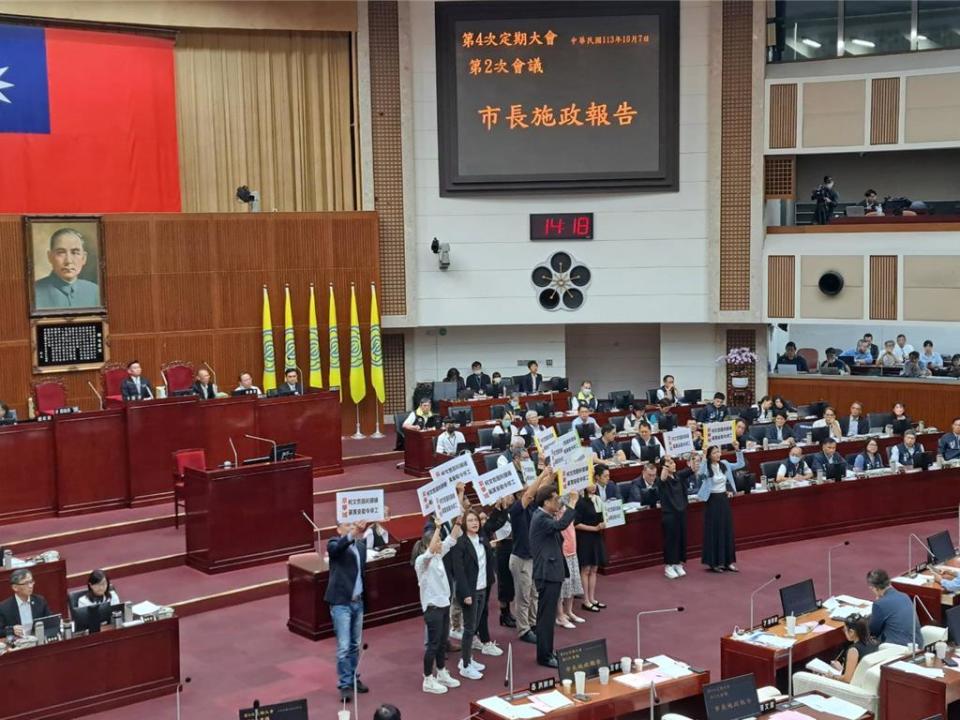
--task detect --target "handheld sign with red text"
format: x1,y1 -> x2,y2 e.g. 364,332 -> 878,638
474,464 -> 524,506
336,489 -> 385,524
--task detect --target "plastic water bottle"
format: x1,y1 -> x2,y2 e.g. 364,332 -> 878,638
2,549 -> 11,569
34,621 -> 45,645
762,436 -> 769,450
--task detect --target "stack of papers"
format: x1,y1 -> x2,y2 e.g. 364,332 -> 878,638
796,693 -> 869,719
648,654 -> 694,678
614,669 -> 667,689
528,691 -> 573,713
753,633 -> 796,649
475,696 -> 543,719
889,660 -> 945,679
805,657 -> 840,676
830,605 -> 872,621
768,711 -> 816,720
835,595 -> 870,606
891,575 -> 929,587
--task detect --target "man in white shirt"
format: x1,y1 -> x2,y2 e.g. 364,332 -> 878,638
233,371 -> 263,396
570,405 -> 601,439
498,437 -> 526,468
919,340 -> 944,370
893,334 -> 914,363
0,569 -> 52,637
436,417 -> 466,455
630,422 -> 665,461
415,522 -> 463,694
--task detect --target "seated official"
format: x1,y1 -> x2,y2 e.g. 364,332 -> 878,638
570,405 -> 600,439
893,334 -> 914,363
826,615 -> 879,684
76,569 -> 120,608
191,368 -> 218,400
630,422 -> 664,461
751,395 -> 774,423
878,340 -> 900,368
776,342 -> 809,372
644,400 -> 674,430
861,188 -> 884,215
403,398 -> 434,431
733,419 -> 752,449
0,569 -> 52,638
0,402 -> 16,423
486,372 -> 506,397
938,418 -> 960,461
570,380 -> 597,411
820,348 -> 850,374
622,404 -> 643,433
443,367 -> 466,394
811,438 -> 847,474
498,437 -> 526,468
863,333 -> 880,362
848,339 -> 875,366
931,566 -> 960,593
866,568 -> 923,647
591,424 -> 625,464
839,402 -> 867,437
232,371 -> 263,396
901,350 -> 931,378
627,462 -> 659,507
518,360 -> 543,394
853,437 -> 884,472
120,360 -> 154,401
685,419 -> 704,452
277,368 -> 304,396
656,375 -> 681,404
435,417 -> 465,455
765,412 -> 795,445
813,406 -> 843,441
889,430 -> 921,467
519,410 -> 542,440
594,464 -> 622,502
772,395 -> 794,413
363,520 -> 391,551
775,446 -> 814,483
492,409 -> 520,439
919,340 -> 943,370
948,354 -> 960,378
465,361 -> 490,394
700,393 -> 728,423
891,402 -> 911,426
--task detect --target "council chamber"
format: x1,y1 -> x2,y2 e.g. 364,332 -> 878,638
3,2 -> 960,720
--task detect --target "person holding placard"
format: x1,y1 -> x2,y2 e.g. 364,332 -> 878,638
326,520 -> 370,702
575,477 -> 607,613
451,509 -> 497,680
656,456 -> 689,580
508,466 -> 554,644
415,521 -> 463,694
630,422 -> 664,461
696,445 -> 745,573
485,495 -> 517,629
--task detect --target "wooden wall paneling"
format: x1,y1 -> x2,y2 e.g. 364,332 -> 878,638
869,255 -> 898,320
767,255 -> 796,318
764,156 -> 795,199
870,77 -> 900,146
382,332 -> 406,415
768,83 -> 798,149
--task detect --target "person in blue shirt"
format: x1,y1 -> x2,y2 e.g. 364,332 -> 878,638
590,424 -> 626,464
866,568 -> 923,648
919,340 -> 944,370
847,339 -> 875,366
938,418 -> 960,461
932,566 -> 960,592
853,437 -> 884,472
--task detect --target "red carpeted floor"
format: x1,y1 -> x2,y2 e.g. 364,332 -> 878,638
343,429 -> 397,458
84,515 -> 953,720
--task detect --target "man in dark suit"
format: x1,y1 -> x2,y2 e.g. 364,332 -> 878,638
594,464 -> 622,503
765,412 -> 795,445
627,462 -> 659,507
518,360 -> 543,394
838,401 -> 867,437
191,368 -> 218,399
0,569 -> 52,637
699,393 -> 728,423
325,520 -> 369,702
277,368 -> 304,396
465,361 -> 491,394
120,360 -> 154,401
811,438 -> 846,474
529,483 -> 577,668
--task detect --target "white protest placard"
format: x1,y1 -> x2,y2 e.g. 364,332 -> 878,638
664,427 -> 695,457
417,476 -> 463,523
533,426 -> 559,459
429,452 -> 479,488
520,458 -> 538,486
554,430 -> 584,471
336,489 -> 385,523
604,498 -> 626,528
418,476 -> 448,514
558,453 -> 593,494
474,464 -> 524,506
704,420 -> 736,447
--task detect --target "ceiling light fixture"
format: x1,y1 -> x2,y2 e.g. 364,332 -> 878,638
851,38 -> 876,48
801,37 -> 822,48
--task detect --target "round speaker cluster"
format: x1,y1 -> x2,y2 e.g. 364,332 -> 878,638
818,270 -> 844,296
531,251 -> 591,311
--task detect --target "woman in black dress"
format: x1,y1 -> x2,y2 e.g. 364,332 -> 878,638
829,615 -> 879,683
696,444 -> 745,573
656,456 -> 688,580
575,479 -> 607,612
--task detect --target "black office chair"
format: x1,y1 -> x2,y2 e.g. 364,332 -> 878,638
68,589 -> 86,609
491,404 -> 509,420
477,428 -> 494,446
748,425 -> 769,444
616,441 -> 632,456
610,416 -> 625,431
760,460 -> 783,479
617,481 -> 634,500
867,412 -> 892,431
483,454 -> 500,472
556,421 -> 573,436
393,413 -> 406,451
646,388 -> 659,404
844,452 -> 861,468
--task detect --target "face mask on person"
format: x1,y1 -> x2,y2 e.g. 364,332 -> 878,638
474,370 -> 482,376
501,418 -> 511,428
789,455 -> 801,465
582,386 -> 592,395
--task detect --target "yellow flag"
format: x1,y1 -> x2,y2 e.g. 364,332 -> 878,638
283,285 -> 296,372
308,284 -> 322,389
327,284 -> 341,399
261,286 -> 277,392
349,284 -> 366,405
369,283 -> 385,404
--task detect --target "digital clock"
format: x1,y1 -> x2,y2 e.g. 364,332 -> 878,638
529,213 -> 593,241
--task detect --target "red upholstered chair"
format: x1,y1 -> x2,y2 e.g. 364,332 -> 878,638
161,361 -> 195,395
31,378 -> 67,416
172,448 -> 206,528
798,347 -> 819,370
100,362 -> 129,409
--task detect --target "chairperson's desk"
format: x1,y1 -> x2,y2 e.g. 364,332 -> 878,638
184,455 -> 315,573
0,391 -> 342,525
602,466 -> 960,576
0,617 -> 180,720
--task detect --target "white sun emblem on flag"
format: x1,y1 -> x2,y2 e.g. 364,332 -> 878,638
0,67 -> 13,104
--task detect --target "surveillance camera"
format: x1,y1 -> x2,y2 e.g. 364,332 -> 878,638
438,245 -> 450,270
235,185 -> 260,212
431,238 -> 440,254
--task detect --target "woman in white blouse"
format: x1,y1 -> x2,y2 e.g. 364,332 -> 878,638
76,569 -> 120,608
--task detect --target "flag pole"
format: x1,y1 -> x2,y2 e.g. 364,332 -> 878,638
351,405 -> 366,439
371,401 -> 385,439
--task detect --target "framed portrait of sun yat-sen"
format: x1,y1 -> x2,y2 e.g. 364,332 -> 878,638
25,216 -> 106,317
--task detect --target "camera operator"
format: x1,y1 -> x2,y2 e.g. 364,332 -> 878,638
811,175 -> 839,224
861,189 -> 883,215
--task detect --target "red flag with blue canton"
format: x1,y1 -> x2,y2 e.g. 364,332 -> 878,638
0,24 -> 181,213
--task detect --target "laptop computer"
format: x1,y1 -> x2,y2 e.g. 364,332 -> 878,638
776,364 -> 799,375
846,205 -> 866,217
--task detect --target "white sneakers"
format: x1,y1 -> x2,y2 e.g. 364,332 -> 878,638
470,657 -> 486,671
664,564 -> 687,579
458,660 -> 483,680
436,668 -> 461,688
481,641 -> 503,656
472,636 -> 484,650
448,628 -> 463,641
423,675 -> 447,694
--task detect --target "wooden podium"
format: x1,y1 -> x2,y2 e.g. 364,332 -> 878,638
184,455 -> 315,573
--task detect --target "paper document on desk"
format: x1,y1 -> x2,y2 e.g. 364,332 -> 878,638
475,696 -> 543,719
768,711 -> 815,720
805,657 -> 840,676
889,660 -> 944,678
754,634 -> 796,649
891,574 -> 929,586
647,654 -> 693,678
796,692 -> 870,719
834,595 -> 871,607
529,690 -> 573,711
131,601 -> 162,616
830,605 -> 872,620
614,669 -> 668,688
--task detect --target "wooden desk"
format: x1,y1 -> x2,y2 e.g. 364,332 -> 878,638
892,556 -> 960,625
0,559 -> 68,618
468,660 -> 709,719
720,608 -> 849,692
441,391 -> 570,422
0,617 -> 180,720
0,421 -> 56,523
879,654 -> 960,720
184,455 -> 315,573
770,374 -> 960,439
762,693 -> 875,719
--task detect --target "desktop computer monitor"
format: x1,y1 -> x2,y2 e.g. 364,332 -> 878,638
780,578 -> 818,617
811,426 -> 830,444
549,377 -> 569,393
526,401 -> 554,417
595,399 -> 614,413
455,441 -> 476,455
491,433 -> 509,451
914,450 -> 933,471
892,418 -> 911,435
659,414 -> 677,432
576,424 -> 593,440
639,445 -> 661,462
432,381 -> 458,403
450,407 -> 473,426
682,388 -> 702,404
927,530 -> 956,564
946,605 -> 960,644
270,443 -> 297,462
825,462 -> 846,481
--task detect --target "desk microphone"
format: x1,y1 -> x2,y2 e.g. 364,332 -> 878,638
245,434 -> 278,459
827,541 -> 850,599
176,676 -> 191,720
912,594 -> 936,659
907,533 -> 931,575
87,381 -> 103,409
635,606 -> 683,659
252,699 -> 260,720
228,437 -> 239,467
749,573 -> 782,630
